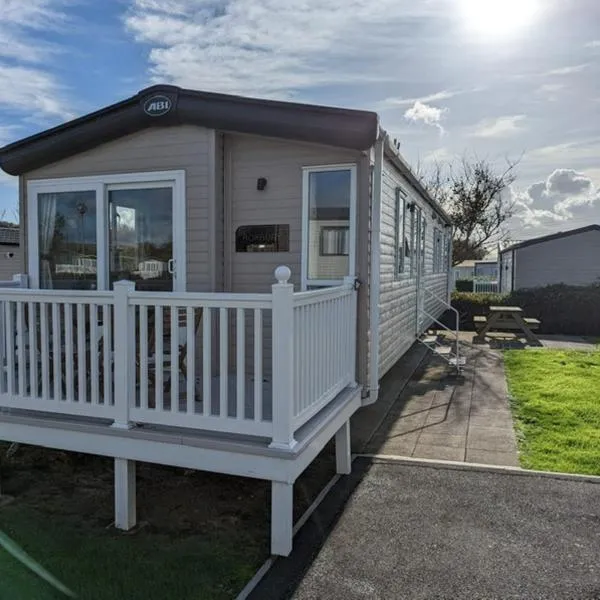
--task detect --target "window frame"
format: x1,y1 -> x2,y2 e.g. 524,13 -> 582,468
443,229 -> 451,271
410,205 -> 421,279
420,218 -> 427,275
433,227 -> 445,273
301,163 -> 357,290
27,170 -> 187,291
394,187 -> 406,279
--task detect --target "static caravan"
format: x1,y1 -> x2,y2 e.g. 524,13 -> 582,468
0,85 -> 453,555
0,227 -> 20,281
500,224 -> 600,292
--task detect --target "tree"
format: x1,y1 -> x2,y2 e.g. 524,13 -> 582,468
419,155 -> 519,266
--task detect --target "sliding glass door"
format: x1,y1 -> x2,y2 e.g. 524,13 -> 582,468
28,171 -> 185,291
108,186 -> 174,291
37,190 -> 98,290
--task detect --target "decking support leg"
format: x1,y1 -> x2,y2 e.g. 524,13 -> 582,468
114,458 -> 136,530
335,419 -> 352,475
271,481 -> 293,556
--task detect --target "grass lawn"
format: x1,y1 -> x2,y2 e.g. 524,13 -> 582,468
0,504 -> 262,600
0,445 -> 336,600
504,349 -> 600,476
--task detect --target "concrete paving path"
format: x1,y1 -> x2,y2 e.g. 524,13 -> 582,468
537,334 -> 598,351
365,344 -> 519,466
291,459 -> 600,600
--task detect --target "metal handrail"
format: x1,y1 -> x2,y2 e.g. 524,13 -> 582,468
418,287 -> 461,369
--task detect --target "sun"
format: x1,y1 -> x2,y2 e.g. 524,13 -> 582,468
460,0 -> 540,38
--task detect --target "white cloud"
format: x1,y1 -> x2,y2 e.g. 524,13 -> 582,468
536,83 -> 565,98
0,1 -> 73,120
471,115 -> 526,138
124,0 -> 446,97
512,169 -> 600,230
378,89 -> 467,109
0,66 -> 73,121
404,101 -> 446,132
423,147 -> 456,163
545,64 -> 588,76
585,40 -> 600,48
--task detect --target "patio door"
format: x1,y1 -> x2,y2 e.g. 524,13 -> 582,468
107,184 -> 176,292
27,171 -> 186,291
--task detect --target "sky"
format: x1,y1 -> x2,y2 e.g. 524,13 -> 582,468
0,0 -> 599,241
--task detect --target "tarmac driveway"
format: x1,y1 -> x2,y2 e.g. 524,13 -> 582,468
290,459 -> 600,600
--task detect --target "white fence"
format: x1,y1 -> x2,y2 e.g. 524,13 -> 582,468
473,280 -> 499,293
0,268 -> 357,449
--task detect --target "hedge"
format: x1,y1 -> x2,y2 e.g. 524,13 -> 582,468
454,279 -> 473,292
448,284 -> 600,336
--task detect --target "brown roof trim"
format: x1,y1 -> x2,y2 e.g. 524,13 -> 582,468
501,224 -> 600,253
0,85 -> 379,176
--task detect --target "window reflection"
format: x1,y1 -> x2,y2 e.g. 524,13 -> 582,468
38,191 -> 97,290
307,170 -> 351,280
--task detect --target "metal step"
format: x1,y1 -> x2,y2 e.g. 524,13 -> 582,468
421,335 -> 439,345
433,346 -> 453,356
448,356 -> 467,368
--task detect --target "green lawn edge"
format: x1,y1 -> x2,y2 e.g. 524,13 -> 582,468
504,349 -> 600,476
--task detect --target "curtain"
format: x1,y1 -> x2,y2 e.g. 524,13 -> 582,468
39,194 -> 57,289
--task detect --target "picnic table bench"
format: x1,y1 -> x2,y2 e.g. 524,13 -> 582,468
474,306 -> 542,346
473,316 -> 541,330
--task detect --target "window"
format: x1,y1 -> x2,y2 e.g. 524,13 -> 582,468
395,188 -> 404,276
433,227 -> 444,273
420,219 -> 427,274
236,225 -> 290,252
108,187 -> 174,290
303,165 -> 356,287
410,206 -> 421,278
320,227 -> 349,256
38,190 -> 97,290
28,171 -> 186,291
443,230 -> 451,271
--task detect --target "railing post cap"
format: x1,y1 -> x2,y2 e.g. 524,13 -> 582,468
113,279 -> 136,290
274,266 -> 291,284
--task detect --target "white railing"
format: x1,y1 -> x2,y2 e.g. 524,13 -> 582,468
291,278 -> 357,431
126,286 -> 273,437
0,267 -> 358,449
0,286 -> 116,419
473,280 -> 499,293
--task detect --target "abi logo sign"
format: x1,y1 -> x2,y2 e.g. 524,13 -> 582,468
143,95 -> 172,117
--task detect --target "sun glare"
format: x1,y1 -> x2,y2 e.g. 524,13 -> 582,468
460,0 -> 540,38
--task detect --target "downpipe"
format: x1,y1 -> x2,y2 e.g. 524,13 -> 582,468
363,129 -> 385,406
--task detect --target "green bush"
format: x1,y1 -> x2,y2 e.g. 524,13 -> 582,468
454,279 -> 474,292
449,284 -> 600,335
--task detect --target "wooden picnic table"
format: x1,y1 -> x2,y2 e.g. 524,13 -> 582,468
474,305 -> 542,346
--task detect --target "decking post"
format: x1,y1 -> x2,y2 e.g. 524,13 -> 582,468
271,480 -> 293,556
269,266 -> 297,451
111,280 -> 135,430
114,458 -> 136,530
335,420 -> 352,474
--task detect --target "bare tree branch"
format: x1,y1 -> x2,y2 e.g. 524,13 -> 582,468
418,153 -> 519,265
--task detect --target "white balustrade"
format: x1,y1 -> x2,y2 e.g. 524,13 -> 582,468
0,285 -> 115,419
291,276 -> 357,431
0,268 -> 358,445
474,280 -> 499,293
128,290 -> 272,436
